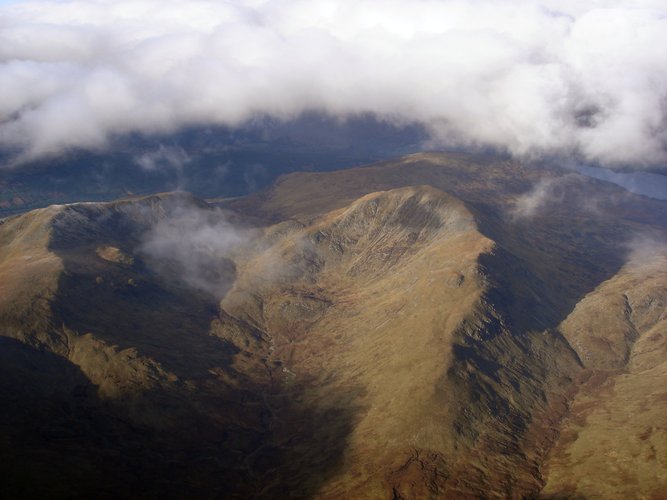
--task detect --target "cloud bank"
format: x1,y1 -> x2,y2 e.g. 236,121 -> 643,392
1,0 -> 667,169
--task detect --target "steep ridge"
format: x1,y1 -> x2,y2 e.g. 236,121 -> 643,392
223,185 -> 497,496
220,183 -> 589,497
222,152 -> 667,496
1,152 -> 666,497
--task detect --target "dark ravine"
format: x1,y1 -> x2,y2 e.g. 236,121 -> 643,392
1,153 -> 666,498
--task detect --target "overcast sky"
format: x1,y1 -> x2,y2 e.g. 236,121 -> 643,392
1,0 -> 666,170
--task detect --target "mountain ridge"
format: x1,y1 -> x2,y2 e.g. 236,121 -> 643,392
1,152 -> 666,498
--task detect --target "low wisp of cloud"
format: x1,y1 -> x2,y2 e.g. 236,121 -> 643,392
622,232 -> 667,270
1,0 -> 667,169
140,203 -> 254,298
135,145 -> 190,172
510,174 -> 584,219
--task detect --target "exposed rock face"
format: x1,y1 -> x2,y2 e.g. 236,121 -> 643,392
1,153 -> 666,498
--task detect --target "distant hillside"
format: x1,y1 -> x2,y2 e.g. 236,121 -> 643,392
0,117 -> 426,217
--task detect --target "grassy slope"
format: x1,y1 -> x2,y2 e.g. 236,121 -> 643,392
542,252 -> 667,499
224,152 -> 667,497
224,185 -> 498,496
1,152 -> 666,497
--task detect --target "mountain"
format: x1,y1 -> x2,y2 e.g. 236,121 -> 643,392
1,152 -> 666,498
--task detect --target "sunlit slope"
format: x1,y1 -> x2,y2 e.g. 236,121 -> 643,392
0,206 -> 64,346
542,250 -> 667,499
223,184 -> 583,497
225,186 -> 498,495
222,151 -> 667,497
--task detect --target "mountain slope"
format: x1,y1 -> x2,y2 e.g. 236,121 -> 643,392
1,152 -> 666,498
221,183 -> 586,497
222,152 -> 667,497
225,185 -> 498,496
542,249 -> 667,499
0,194 -> 277,498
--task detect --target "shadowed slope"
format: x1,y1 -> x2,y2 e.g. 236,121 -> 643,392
0,193 -> 360,498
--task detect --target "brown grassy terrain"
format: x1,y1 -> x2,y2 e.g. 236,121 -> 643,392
542,251 -> 667,499
1,152 -> 666,498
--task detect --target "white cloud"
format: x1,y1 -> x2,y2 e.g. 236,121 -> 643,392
140,203 -> 255,298
1,0 -> 666,169
135,145 -> 190,171
510,174 -> 586,219
625,233 -> 667,267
